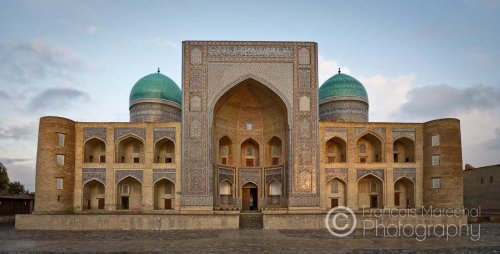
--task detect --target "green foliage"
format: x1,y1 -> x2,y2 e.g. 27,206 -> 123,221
0,162 -> 9,194
7,181 -> 26,194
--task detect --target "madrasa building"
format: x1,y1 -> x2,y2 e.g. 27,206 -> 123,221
19,41 -> 464,230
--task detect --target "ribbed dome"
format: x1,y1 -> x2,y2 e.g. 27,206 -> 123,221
129,73 -> 182,106
319,73 -> 368,103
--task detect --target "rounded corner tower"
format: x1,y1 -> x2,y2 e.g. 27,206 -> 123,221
129,71 -> 182,122
318,71 -> 369,122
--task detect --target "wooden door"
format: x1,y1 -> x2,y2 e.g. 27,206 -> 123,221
164,199 -> 172,210
121,197 -> 129,209
394,192 -> 400,206
331,198 -> 339,208
98,198 -> 105,209
242,188 -> 250,210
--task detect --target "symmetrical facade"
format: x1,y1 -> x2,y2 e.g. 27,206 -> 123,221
33,41 -> 464,215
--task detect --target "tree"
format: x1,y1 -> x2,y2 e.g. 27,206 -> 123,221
0,162 -> 9,194
8,181 -> 25,194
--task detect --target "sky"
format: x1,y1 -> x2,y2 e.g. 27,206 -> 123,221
1,0 -> 500,191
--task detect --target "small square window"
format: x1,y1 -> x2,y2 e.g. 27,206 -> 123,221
165,184 -> 172,194
100,155 -> 106,163
56,178 -> 63,190
432,178 -> 441,189
133,157 -> 140,163
246,122 -> 253,130
331,181 -> 339,193
56,154 -> 65,166
432,135 -> 440,147
272,157 -> 279,165
360,157 -> 367,163
327,156 -> 335,163
490,176 -> 494,183
165,157 -> 173,163
432,155 -> 440,166
122,184 -> 129,194
56,133 -> 65,147
246,159 -> 254,167
221,158 -> 227,165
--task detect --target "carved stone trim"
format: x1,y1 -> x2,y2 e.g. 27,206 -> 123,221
182,196 -> 214,206
114,128 -> 146,142
265,166 -> 284,186
153,168 -> 176,183
325,168 -> 348,184
393,168 -> 416,183
83,128 -> 107,143
153,128 -> 176,143
239,168 -> 261,187
356,169 -> 385,182
115,170 -> 143,184
288,196 -> 320,207
82,168 -> 106,185
218,166 -> 235,184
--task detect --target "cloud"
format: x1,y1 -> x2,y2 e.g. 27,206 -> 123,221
142,37 -> 178,48
0,158 -> 33,164
0,125 -> 36,141
29,87 -> 90,111
398,84 -> 500,119
0,38 -> 86,83
485,128 -> 500,150
87,26 -> 97,34
318,55 -> 351,85
358,74 -> 415,122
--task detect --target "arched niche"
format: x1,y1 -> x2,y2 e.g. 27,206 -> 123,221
326,178 -> 346,208
325,137 -> 346,163
154,138 -> 175,163
267,136 -> 282,166
82,180 -> 105,210
356,133 -> 383,163
84,138 -> 106,163
241,138 -> 259,167
358,174 -> 384,209
393,137 -> 415,163
116,136 -> 144,163
394,177 -> 415,208
218,136 -> 233,165
154,178 -> 175,209
116,176 -> 142,210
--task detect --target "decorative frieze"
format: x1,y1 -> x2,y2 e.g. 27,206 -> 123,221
325,168 -> 348,183
356,169 -> 385,182
153,128 -> 176,143
288,196 -> 320,207
207,46 -> 293,58
324,127 -> 348,141
153,168 -> 176,183
355,127 -> 386,140
393,168 -> 416,183
298,47 -> 310,65
115,170 -> 143,184
83,128 -> 106,143
393,128 -> 416,142
114,128 -> 146,142
82,168 -> 106,185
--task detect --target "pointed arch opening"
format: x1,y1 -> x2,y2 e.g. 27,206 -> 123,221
393,137 -> 415,163
116,176 -> 142,210
358,174 -> 384,209
84,138 -> 106,163
356,133 -> 383,163
327,178 -> 347,208
154,138 -> 175,163
82,180 -> 105,210
394,177 -> 415,208
325,137 -> 346,163
116,136 -> 144,163
154,178 -> 175,210
241,138 -> 260,167
267,136 -> 283,166
218,136 -> 233,166
242,182 -> 258,211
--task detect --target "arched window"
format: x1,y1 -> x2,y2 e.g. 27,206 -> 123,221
84,138 -> 106,163
154,178 -> 175,210
241,139 -> 259,167
268,136 -> 282,166
325,137 -> 346,163
219,181 -> 232,196
116,136 -> 144,163
393,137 -> 415,163
219,136 -> 233,165
154,138 -> 175,163
356,133 -> 383,163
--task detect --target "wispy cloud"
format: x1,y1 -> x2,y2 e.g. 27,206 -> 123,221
0,125 -> 36,141
318,54 -> 351,85
0,38 -> 86,84
29,87 -> 90,111
87,25 -> 97,34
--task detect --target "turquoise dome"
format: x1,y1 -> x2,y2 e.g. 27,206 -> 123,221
319,73 -> 368,103
129,73 -> 182,105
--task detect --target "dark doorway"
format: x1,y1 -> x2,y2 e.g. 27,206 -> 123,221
98,198 -> 105,209
242,183 -> 258,211
331,198 -> 339,208
370,196 -> 378,208
86,199 -> 91,209
121,196 -> 129,209
394,192 -> 400,206
164,199 -> 172,209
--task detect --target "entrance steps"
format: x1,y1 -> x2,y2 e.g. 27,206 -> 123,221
239,212 -> 263,229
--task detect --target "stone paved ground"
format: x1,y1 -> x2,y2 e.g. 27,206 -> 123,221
1,223 -> 500,253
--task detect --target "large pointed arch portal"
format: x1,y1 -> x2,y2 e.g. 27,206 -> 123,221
182,41 -> 319,209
